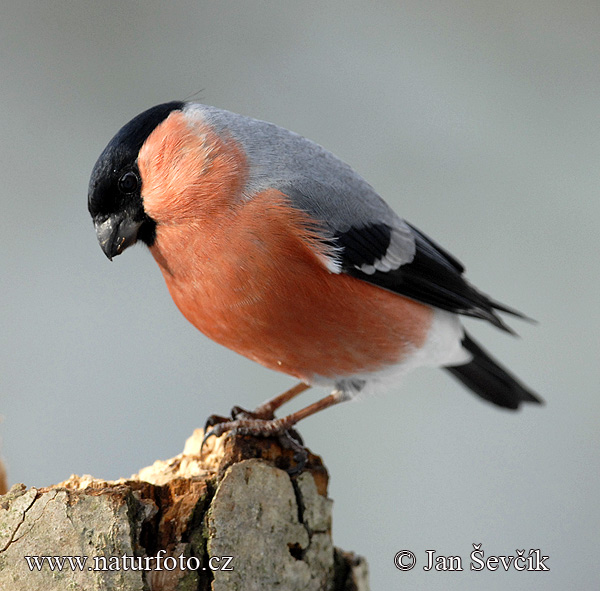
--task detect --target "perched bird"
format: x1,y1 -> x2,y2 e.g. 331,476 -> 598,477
88,101 -> 541,439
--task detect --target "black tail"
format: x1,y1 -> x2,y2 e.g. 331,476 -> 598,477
445,332 -> 543,409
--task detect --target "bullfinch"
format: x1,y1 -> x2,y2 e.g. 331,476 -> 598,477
88,101 -> 541,440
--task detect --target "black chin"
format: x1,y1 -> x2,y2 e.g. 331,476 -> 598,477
137,216 -> 157,247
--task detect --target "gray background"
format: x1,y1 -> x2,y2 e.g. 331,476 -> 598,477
1,2 -> 598,589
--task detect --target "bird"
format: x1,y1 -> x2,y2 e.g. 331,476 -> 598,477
88,101 -> 541,442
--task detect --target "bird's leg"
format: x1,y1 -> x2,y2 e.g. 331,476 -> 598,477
201,389 -> 350,474
205,382 -> 311,430
233,381 -> 312,420
203,388 -> 350,443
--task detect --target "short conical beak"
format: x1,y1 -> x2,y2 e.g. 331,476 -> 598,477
94,214 -> 142,260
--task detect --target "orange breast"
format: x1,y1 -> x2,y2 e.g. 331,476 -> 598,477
149,189 -> 433,383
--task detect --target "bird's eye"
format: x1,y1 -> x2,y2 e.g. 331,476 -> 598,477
118,171 -> 139,194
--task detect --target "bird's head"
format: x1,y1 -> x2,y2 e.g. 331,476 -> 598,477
88,101 -> 184,260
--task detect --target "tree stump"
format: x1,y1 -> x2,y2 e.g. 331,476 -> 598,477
0,429 -> 369,590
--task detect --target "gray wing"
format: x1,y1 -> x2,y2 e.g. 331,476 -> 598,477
282,180 -> 525,333
198,103 -> 525,331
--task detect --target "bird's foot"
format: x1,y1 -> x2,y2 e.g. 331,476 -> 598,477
203,415 -> 294,441
201,386 -> 346,474
230,404 -> 275,421
201,415 -> 307,474
203,404 -> 274,431
203,413 -> 230,429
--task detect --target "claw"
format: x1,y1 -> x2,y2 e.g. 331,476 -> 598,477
278,430 -> 308,474
200,426 -> 221,457
204,413 -> 230,430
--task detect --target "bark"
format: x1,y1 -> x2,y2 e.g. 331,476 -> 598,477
0,429 -> 369,590
0,458 -> 7,496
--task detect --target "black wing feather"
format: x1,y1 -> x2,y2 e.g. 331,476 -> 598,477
281,183 -> 529,332
335,224 -> 392,267
336,222 -> 529,333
